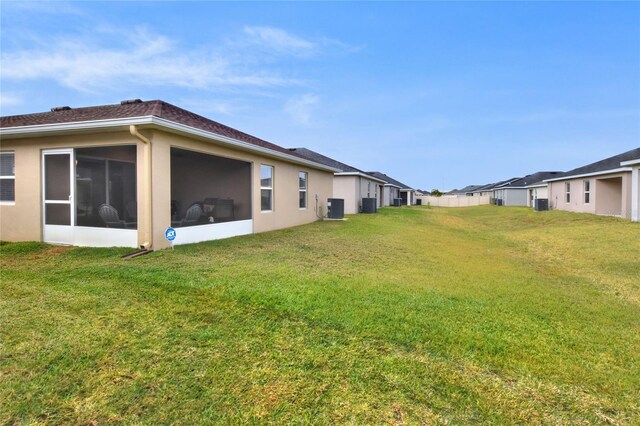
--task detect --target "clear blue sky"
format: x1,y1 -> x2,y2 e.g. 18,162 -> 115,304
2,1 -> 639,190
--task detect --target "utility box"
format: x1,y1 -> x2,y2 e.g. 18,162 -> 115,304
327,198 -> 344,219
392,198 -> 402,207
534,198 -> 549,211
361,198 -> 377,213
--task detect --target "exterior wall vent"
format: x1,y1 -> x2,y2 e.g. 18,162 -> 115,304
121,99 -> 143,105
51,106 -> 72,112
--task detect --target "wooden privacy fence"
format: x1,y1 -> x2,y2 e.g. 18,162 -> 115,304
416,196 -> 491,207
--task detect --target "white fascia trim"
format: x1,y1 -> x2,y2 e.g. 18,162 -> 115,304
335,172 -> 387,183
525,183 -> 548,188
544,167 -> 632,182
0,116 -> 340,173
621,158 -> 640,166
0,116 -> 154,135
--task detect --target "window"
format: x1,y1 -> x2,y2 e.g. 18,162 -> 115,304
565,182 -> 571,203
0,152 -> 15,202
584,180 -> 590,204
261,165 -> 273,211
299,171 -> 307,209
367,181 -> 371,197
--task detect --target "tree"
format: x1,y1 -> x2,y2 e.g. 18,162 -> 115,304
430,189 -> 443,197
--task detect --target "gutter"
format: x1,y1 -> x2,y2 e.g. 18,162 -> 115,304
621,158 -> 640,167
334,171 -> 388,184
544,167 -> 632,182
129,125 -> 153,250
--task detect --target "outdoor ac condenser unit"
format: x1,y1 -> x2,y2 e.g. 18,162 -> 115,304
327,198 -> 344,219
534,199 -> 549,211
361,198 -> 377,214
392,198 -> 402,207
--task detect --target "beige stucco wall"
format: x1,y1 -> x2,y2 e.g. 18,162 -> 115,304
548,172 -> 631,219
0,128 -> 334,248
333,175 -> 358,214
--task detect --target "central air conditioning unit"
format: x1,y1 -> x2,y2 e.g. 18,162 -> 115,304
327,198 -> 344,219
534,198 -> 549,211
392,198 -> 402,207
416,198 -> 422,206
496,199 -> 503,206
361,198 -> 377,213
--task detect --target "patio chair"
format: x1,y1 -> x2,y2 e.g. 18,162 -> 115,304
98,203 -> 136,228
172,203 -> 203,227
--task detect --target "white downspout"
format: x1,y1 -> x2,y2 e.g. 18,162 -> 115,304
129,125 -> 153,249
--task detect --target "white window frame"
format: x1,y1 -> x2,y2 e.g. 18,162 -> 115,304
565,182 -> 571,203
583,180 -> 590,204
299,171 -> 307,209
260,164 -> 274,212
0,151 -> 16,204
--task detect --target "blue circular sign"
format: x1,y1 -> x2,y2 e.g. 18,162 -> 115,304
165,227 -> 176,241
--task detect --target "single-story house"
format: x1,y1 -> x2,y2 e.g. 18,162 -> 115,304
468,182 -> 499,197
468,178 -> 519,203
366,172 -> 416,206
491,171 -> 562,207
544,147 -> 640,220
287,148 -> 386,214
0,99 -> 338,249
446,185 -> 484,197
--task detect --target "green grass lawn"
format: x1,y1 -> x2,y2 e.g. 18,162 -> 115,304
1,206 -> 639,424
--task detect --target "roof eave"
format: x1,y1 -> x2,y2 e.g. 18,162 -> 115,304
0,116 -> 341,173
544,167 -> 632,182
621,158 -> 640,167
334,172 -> 388,183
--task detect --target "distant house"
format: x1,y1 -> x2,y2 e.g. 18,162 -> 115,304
288,148 -> 386,214
469,182 -> 499,197
491,172 -> 562,207
367,172 -> 415,206
446,185 -> 484,197
0,100 -> 337,249
544,147 -> 640,220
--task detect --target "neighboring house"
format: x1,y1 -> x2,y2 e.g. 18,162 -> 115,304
0,99 -> 337,249
620,158 -> 640,222
288,148 -> 386,214
491,172 -> 562,207
544,147 -> 640,220
485,178 -> 520,204
415,189 -> 431,196
366,172 -> 416,206
468,182 -> 498,197
446,185 -> 484,197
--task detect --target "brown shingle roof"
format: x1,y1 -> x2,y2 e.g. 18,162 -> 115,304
0,100 -> 308,161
